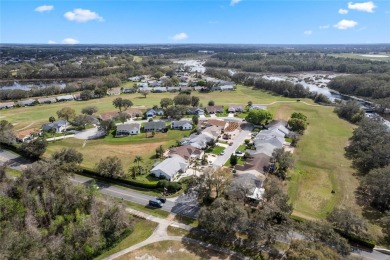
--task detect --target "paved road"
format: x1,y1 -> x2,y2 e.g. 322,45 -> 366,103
0,148 -> 32,171
0,149 -> 200,218
213,123 -> 253,166
71,175 -> 200,219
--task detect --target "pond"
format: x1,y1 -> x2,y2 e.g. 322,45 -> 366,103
0,81 -> 66,91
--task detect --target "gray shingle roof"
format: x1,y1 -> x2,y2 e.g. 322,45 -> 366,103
116,123 -> 140,132
144,121 -> 166,130
151,156 -> 188,178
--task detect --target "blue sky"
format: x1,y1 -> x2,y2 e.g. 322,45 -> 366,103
1,0 -> 389,44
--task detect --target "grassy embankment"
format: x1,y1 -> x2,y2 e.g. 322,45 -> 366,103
267,102 -> 358,220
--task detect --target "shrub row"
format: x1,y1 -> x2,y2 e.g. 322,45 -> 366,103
334,228 -> 376,250
81,168 -> 159,189
289,214 -> 376,250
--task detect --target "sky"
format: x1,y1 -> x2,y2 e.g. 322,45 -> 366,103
1,0 -> 389,44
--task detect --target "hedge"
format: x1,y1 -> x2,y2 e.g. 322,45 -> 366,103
289,214 -> 376,250
81,168 -> 159,190
334,228 -> 376,250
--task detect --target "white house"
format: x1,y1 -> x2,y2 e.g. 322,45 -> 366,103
122,88 -> 137,94
250,104 -> 267,110
42,120 -> 68,133
145,108 -> 164,118
38,97 -> 57,104
18,99 -> 36,107
56,95 -> 74,102
150,155 -> 188,181
0,102 -> 14,109
144,121 -> 166,132
137,82 -> 148,88
171,121 -> 193,130
153,87 -> 167,93
116,123 -> 141,136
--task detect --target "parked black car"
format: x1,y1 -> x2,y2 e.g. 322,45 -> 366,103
157,197 -> 166,203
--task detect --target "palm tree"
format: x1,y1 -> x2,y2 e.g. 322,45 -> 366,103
133,156 -> 143,174
129,166 -> 137,179
193,159 -> 200,176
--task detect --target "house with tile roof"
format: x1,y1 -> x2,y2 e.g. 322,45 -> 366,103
16,128 -> 40,143
168,145 -> 203,161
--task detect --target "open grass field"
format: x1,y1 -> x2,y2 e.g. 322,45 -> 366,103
116,240 -> 236,260
1,85 -> 290,131
330,53 -> 390,61
267,102 -> 359,220
95,217 -> 157,260
45,129 -> 191,174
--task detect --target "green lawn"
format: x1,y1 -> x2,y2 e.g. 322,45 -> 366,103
225,156 -> 246,166
167,226 -> 190,236
5,168 -> 22,178
205,145 -> 225,155
236,144 -> 247,152
45,129 -> 191,173
94,217 -> 157,260
266,102 -> 358,220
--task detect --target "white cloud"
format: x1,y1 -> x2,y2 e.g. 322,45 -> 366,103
48,40 -> 56,44
64,9 -> 103,22
172,32 -> 188,41
230,0 -> 242,6
304,30 -> 313,35
61,38 -> 79,44
348,1 -> 377,13
35,5 -> 54,13
334,19 -> 358,30
338,8 -> 349,14
319,25 -> 330,29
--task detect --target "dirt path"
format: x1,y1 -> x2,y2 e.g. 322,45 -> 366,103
15,122 -> 35,131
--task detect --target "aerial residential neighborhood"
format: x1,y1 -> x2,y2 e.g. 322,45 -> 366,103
1,2 -> 390,258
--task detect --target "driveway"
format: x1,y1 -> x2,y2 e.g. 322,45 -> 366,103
74,127 -> 105,140
213,123 -> 253,167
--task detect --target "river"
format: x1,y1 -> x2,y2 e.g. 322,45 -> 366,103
177,59 -> 390,130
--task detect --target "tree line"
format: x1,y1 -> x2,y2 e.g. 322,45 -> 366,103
0,152 -> 132,259
204,52 -> 390,74
219,71 -> 331,103
344,118 -> 390,242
